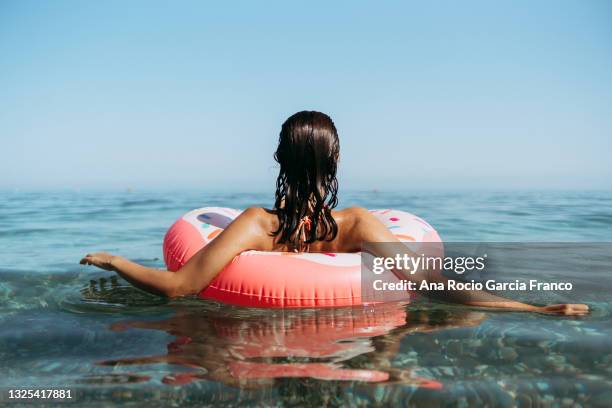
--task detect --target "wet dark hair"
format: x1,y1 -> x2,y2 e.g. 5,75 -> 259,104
272,111 -> 340,251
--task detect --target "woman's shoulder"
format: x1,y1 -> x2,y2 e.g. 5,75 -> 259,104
333,207 -> 390,242
333,206 -> 373,225
237,207 -> 279,230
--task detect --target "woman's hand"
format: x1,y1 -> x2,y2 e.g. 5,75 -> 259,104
538,303 -> 589,316
79,253 -> 177,297
80,252 -> 119,272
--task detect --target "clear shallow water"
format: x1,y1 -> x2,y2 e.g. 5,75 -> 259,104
1,190 -> 611,406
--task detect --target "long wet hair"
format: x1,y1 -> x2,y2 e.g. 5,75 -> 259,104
272,111 -> 340,251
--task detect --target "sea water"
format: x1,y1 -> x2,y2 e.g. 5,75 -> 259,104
1,189 -> 611,406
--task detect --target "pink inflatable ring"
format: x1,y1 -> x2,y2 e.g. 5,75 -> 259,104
163,207 -> 442,308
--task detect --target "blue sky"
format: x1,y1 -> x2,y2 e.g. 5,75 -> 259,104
1,0 -> 611,191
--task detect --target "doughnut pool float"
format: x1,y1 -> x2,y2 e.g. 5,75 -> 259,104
163,207 -> 442,308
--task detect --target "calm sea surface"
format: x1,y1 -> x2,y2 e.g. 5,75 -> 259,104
1,190 -> 611,406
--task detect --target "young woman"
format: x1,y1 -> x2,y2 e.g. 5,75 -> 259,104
81,111 -> 588,315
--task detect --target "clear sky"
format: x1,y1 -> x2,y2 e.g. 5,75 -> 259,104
1,0 -> 611,191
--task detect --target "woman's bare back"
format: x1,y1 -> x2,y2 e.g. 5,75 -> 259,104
249,206 -> 389,254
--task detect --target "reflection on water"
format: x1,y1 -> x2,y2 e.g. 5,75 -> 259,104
1,275 -> 611,406
97,302 -> 484,389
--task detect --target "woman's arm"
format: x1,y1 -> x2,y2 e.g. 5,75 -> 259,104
80,207 -> 265,298
354,208 -> 589,315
